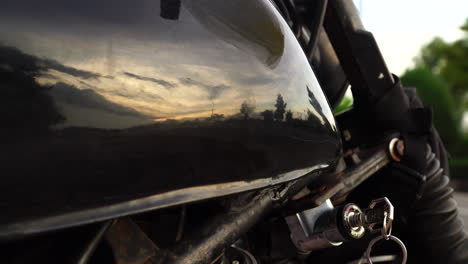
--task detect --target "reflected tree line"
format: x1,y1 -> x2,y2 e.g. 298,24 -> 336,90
239,93 -> 324,122
1,43 -> 334,141
259,93 -> 288,122
239,94 -> 287,121
0,45 -> 65,138
237,91 -> 335,135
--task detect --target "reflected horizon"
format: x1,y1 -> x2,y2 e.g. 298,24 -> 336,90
0,0 -> 335,130
0,0 -> 341,230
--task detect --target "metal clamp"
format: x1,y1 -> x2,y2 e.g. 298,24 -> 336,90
389,138 -> 404,162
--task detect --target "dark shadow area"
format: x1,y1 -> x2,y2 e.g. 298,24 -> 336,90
50,82 -> 150,119
0,45 -> 65,138
0,89 -> 340,228
0,30 -> 339,236
0,0 -> 342,242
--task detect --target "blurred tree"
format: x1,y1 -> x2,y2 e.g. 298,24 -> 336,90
402,17 -> 468,160
210,113 -> 224,121
414,37 -> 447,71
413,18 -> 468,107
285,110 -> 293,123
401,67 -> 461,150
261,110 -> 274,122
274,94 -> 287,121
240,101 -> 255,119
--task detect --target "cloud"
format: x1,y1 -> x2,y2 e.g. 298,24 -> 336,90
0,44 -> 105,81
179,77 -> 230,100
100,86 -> 165,103
233,73 -> 285,87
123,72 -> 176,89
50,82 -> 151,118
179,77 -> 203,87
43,59 -> 102,79
205,84 -> 230,100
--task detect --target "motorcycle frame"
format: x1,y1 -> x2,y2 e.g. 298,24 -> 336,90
155,1 -> 402,262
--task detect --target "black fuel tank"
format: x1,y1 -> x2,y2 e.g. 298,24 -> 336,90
0,0 -> 341,238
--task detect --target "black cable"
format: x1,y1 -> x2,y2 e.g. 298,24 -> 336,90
274,0 -> 291,23
283,0 -> 302,39
304,0 -> 328,62
175,206 -> 186,242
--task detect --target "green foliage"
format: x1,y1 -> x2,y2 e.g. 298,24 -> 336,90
333,96 -> 353,114
413,19 -> 468,107
402,18 -> 468,161
462,18 -> 468,31
460,136 -> 468,156
401,67 -> 461,150
414,37 -> 447,71
439,40 -> 468,103
449,158 -> 468,179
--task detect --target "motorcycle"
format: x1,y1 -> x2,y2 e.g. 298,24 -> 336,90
0,0 -> 459,263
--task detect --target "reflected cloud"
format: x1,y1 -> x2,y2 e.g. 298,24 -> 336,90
0,0 -> 337,130
0,44 -> 159,130
179,77 -> 230,100
0,1 -> 342,215
43,59 -> 102,79
51,82 -> 151,119
123,72 -> 176,89
0,43 -> 103,80
0,45 -> 65,136
236,74 -> 284,86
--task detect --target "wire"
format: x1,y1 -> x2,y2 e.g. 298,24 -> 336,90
175,205 -> 186,242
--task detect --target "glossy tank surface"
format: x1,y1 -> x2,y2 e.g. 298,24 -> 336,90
0,0 -> 341,237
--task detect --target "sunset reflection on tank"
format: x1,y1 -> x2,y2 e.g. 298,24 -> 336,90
0,0 -> 341,226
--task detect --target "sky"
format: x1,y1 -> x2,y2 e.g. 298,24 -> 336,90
1,0 -> 465,129
353,0 -> 468,131
354,0 -> 468,75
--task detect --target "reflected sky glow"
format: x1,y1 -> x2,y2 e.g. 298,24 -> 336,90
0,0 -> 335,129
0,0 -> 342,225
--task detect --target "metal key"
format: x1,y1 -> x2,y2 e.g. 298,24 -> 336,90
347,197 -> 394,239
357,198 -> 407,264
358,235 -> 408,264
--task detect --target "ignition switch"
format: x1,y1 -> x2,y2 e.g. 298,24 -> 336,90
285,197 -> 394,252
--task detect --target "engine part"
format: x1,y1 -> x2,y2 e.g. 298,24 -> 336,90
171,191 -> 274,264
215,246 -> 258,264
312,142 -> 392,205
105,218 -> 160,264
388,138 -> 405,162
76,220 -> 115,264
286,199 -> 341,252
